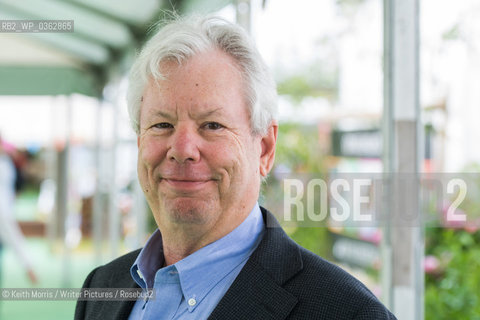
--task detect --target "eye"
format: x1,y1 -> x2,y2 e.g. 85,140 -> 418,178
152,122 -> 173,129
202,122 -> 224,130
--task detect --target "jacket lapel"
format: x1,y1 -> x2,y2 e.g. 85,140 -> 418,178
110,278 -> 139,320
102,252 -> 141,320
208,208 -> 303,320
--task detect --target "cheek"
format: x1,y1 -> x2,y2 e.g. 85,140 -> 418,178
240,137 -> 262,172
221,138 -> 260,182
139,138 -> 166,167
137,139 -> 166,192
137,140 -> 165,199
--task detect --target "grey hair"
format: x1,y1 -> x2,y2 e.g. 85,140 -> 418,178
126,14 -> 277,136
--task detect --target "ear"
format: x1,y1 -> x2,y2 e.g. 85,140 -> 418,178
259,122 -> 278,177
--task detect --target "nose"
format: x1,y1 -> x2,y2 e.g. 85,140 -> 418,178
167,125 -> 200,164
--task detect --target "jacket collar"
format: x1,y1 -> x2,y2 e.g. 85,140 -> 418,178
208,207 -> 302,320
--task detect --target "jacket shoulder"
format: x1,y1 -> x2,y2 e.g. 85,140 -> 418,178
84,249 -> 142,288
286,246 -> 395,319
74,249 -> 142,320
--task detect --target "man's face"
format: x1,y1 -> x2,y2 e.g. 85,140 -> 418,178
137,49 -> 276,240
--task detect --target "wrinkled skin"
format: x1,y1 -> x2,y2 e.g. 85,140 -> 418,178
137,49 -> 277,264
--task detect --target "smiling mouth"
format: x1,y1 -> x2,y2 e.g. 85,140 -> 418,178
162,178 -> 213,191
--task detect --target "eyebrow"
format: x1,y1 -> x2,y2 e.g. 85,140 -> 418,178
153,110 -> 175,120
152,107 -> 224,120
193,107 -> 224,119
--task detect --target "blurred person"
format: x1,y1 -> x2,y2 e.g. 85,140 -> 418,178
0,134 -> 37,284
75,15 -> 395,319
11,148 -> 27,193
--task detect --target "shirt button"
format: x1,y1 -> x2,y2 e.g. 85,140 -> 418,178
188,298 -> 197,306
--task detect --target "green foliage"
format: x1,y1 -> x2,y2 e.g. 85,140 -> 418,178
335,0 -> 367,17
277,64 -> 338,104
263,123 -> 331,258
274,123 -> 327,173
289,225 -> 332,259
425,228 -> 480,320
277,76 -> 315,103
442,24 -> 460,41
425,163 -> 480,319
336,0 -> 366,5
277,76 -> 335,104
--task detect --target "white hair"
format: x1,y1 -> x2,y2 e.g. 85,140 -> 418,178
126,15 -> 277,136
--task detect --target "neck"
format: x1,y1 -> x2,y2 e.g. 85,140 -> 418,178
161,228 -> 211,266
159,206 -> 253,266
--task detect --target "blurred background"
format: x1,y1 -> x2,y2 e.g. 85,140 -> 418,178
1,0 -> 479,319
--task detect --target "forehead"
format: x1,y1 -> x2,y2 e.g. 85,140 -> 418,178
141,49 -> 248,118
161,49 -> 243,82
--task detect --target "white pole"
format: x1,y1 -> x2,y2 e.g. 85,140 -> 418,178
93,99 -> 103,264
61,95 -> 72,287
108,98 -> 120,259
383,0 -> 423,319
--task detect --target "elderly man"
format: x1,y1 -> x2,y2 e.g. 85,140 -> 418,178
75,16 -> 396,320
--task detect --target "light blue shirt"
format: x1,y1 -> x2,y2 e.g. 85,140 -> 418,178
128,203 -> 265,319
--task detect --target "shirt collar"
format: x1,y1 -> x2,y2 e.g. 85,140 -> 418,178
174,203 -> 264,310
130,229 -> 164,289
130,203 -> 265,307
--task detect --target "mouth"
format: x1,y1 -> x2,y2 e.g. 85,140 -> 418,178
161,178 -> 213,191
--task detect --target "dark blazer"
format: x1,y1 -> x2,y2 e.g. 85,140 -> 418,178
75,208 -> 396,319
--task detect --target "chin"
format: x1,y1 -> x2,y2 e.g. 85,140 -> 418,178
164,197 -> 218,225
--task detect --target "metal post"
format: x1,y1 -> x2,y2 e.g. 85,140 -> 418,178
383,0 -> 423,319
46,97 -> 58,248
93,99 -> 103,264
108,100 -> 120,259
56,148 -> 67,243
61,95 -> 72,287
